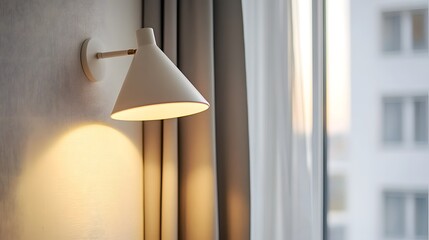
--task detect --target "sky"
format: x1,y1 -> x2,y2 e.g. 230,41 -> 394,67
296,0 -> 350,135
326,0 -> 351,134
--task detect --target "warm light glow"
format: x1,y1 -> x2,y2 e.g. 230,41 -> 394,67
111,102 -> 210,121
184,165 -> 217,239
16,124 -> 143,240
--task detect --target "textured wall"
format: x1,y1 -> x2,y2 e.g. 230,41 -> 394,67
0,0 -> 143,239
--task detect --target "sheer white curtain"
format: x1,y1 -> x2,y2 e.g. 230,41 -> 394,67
242,0 -> 323,239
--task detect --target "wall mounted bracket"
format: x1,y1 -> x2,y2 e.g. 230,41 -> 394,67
80,38 -> 136,82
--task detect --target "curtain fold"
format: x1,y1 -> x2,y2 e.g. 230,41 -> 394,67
143,2 -> 179,240
213,1 -> 250,239
142,0 -> 250,239
242,0 -> 323,239
242,1 -> 291,239
177,1 -> 219,239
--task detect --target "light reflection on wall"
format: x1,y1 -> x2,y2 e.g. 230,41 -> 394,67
15,124 -> 143,240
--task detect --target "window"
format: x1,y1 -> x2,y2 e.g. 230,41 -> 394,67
383,97 -> 403,143
383,12 -> 402,52
415,194 -> 428,238
382,95 -> 428,145
329,226 -> 346,240
384,192 -> 406,237
382,8 -> 428,53
329,175 -> 346,211
383,191 -> 428,239
414,96 -> 428,143
412,9 -> 428,51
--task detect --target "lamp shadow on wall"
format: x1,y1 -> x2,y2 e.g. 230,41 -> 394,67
15,123 -> 143,240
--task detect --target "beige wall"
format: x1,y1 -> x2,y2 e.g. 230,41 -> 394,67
0,1 -> 143,239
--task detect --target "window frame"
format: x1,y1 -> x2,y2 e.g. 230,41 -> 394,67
382,189 -> 429,240
379,6 -> 429,55
314,1 -> 327,240
380,94 -> 429,148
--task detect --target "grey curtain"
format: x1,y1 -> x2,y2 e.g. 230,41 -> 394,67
142,1 -> 250,240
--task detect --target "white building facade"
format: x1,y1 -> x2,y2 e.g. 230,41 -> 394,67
328,0 -> 429,240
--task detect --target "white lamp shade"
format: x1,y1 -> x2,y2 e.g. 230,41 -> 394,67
111,28 -> 209,121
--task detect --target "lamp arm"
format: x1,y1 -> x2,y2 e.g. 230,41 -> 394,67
96,49 -> 137,59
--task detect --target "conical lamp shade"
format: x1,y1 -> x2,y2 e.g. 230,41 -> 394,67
111,28 -> 210,121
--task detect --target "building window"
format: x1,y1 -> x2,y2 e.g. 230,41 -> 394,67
329,226 -> 346,240
383,97 -> 403,143
382,95 -> 428,146
383,11 -> 402,52
414,96 -> 428,143
383,191 -> 428,239
415,193 -> 429,238
412,9 -> 428,51
384,192 -> 406,237
329,175 -> 346,211
382,8 -> 428,53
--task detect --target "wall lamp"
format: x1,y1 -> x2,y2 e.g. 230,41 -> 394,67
80,28 -> 210,121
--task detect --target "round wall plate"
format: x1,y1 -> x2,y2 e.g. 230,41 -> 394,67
81,38 -> 105,82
